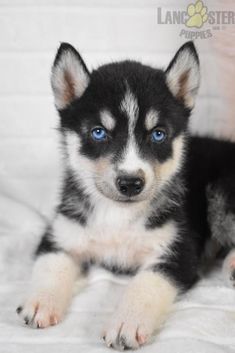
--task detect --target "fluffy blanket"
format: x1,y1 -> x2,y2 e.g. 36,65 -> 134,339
1,184 -> 235,353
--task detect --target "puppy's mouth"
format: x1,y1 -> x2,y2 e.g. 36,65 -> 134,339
117,198 -> 139,204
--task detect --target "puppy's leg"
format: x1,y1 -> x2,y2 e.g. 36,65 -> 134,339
222,248 -> 235,287
103,271 -> 177,350
17,252 -> 78,328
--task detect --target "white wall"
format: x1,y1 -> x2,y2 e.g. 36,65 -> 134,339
0,0 -> 227,215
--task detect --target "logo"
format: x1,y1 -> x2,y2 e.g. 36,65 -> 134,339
157,1 -> 235,39
186,1 -> 208,29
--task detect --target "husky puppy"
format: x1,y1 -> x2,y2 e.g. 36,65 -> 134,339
17,41 -> 235,350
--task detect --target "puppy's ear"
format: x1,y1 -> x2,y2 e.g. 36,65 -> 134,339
165,41 -> 200,109
51,43 -> 90,110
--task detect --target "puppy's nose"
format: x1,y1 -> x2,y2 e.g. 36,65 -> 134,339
116,176 -> 145,197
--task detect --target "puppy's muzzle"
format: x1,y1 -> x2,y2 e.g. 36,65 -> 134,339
116,176 -> 145,197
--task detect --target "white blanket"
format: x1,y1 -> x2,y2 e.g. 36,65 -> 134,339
1,188 -> 235,353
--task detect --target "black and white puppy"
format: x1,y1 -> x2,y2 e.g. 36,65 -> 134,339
17,41 -> 235,350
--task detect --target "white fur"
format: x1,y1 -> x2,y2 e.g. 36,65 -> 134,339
120,88 -> 139,135
157,135 -> 185,185
103,271 -> 177,349
100,109 -> 116,130
145,109 -> 159,131
118,138 -> 153,176
64,132 -> 100,198
119,88 -> 153,177
51,48 -> 89,109
18,253 -> 78,328
53,211 -> 178,272
166,48 -> 200,108
119,89 -> 156,193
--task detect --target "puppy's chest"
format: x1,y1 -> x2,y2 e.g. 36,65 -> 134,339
83,225 -> 156,268
63,205 -> 177,269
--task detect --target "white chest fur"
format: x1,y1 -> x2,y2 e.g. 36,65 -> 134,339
53,199 -> 177,270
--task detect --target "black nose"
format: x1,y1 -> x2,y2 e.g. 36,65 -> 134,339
116,176 -> 145,197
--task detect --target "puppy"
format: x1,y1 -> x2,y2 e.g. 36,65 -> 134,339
17,41 -> 235,350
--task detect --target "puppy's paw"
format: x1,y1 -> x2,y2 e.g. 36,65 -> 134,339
102,309 -> 154,350
16,291 -> 65,329
229,268 -> 235,287
102,272 -> 177,350
223,250 -> 235,288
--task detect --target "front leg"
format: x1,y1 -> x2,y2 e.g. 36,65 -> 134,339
103,271 -> 177,350
103,229 -> 199,350
17,251 -> 78,328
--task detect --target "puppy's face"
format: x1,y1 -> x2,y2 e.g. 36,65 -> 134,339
51,42 -> 200,203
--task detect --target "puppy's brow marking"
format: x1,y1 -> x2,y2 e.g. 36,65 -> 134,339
100,110 -> 116,130
120,87 -> 139,134
119,86 -> 142,173
145,110 -> 159,131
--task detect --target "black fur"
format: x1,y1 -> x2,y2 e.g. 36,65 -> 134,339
35,227 -> 61,256
100,262 -> 138,276
154,136 -> 235,290
146,173 -> 186,229
185,136 -> 235,248
57,169 -> 93,226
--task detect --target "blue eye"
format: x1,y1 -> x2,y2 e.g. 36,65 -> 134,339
151,129 -> 166,143
91,127 -> 107,141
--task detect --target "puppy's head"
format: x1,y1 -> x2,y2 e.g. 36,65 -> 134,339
51,42 -> 200,203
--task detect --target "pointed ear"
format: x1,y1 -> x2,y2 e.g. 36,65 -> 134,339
165,41 -> 200,109
51,43 -> 90,110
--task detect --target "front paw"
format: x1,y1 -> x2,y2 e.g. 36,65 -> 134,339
223,250 -> 235,288
16,291 -> 65,329
102,310 -> 154,350
102,272 -> 177,350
